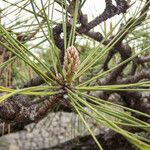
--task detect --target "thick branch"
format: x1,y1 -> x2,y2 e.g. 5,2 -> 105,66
0,93 -> 72,135
117,69 -> 150,84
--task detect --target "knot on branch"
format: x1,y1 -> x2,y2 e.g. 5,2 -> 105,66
104,1 -> 118,18
86,31 -> 103,42
115,0 -> 129,14
119,44 -> 132,60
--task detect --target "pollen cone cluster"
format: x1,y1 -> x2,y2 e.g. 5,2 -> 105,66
63,46 -> 80,85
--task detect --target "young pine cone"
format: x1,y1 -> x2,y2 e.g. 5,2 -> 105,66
63,46 -> 80,85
